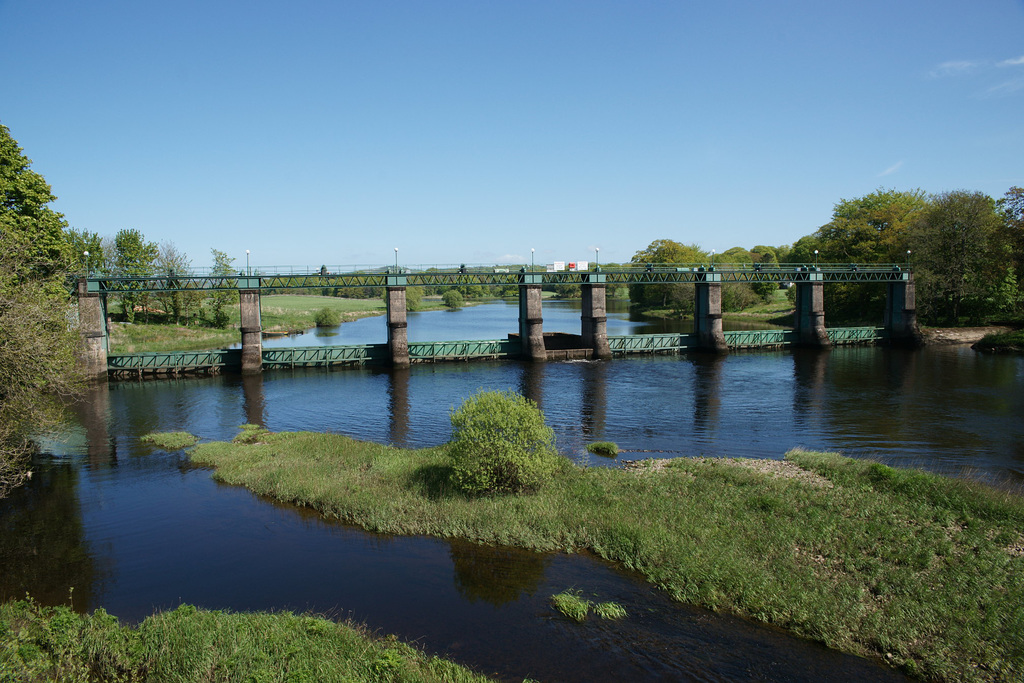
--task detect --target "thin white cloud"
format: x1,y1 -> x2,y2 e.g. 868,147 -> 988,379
985,78 -> 1024,97
998,55 -> 1024,67
929,60 -> 980,78
878,161 -> 904,177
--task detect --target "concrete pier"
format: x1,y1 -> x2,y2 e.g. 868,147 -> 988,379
386,286 -> 410,368
885,274 -> 923,347
239,289 -> 263,374
76,278 -> 108,381
518,284 -> 546,362
694,278 -> 728,353
793,274 -> 830,348
581,283 -> 611,359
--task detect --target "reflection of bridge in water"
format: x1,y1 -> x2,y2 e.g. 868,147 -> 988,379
75,263 -> 921,379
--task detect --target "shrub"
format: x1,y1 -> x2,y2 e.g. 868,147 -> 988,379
314,307 -> 341,327
448,390 -> 561,495
442,290 -> 465,309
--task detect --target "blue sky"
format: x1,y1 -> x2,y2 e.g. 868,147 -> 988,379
2,1 -> 1023,270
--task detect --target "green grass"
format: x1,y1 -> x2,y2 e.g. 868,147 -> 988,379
550,590 -> 591,622
173,429 -> 1024,681
0,599 -> 491,682
108,295 -> 388,353
974,329 -> 1024,352
140,431 -> 199,450
586,442 -> 619,457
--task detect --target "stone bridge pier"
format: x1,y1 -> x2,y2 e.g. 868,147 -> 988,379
885,273 -> 923,347
518,283 -> 546,362
239,289 -> 263,374
581,282 -> 611,360
794,272 -> 830,349
386,286 -> 410,368
694,273 -> 727,353
76,278 -> 108,381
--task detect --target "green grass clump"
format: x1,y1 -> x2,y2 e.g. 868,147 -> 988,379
586,441 -> 619,457
188,430 -> 1024,681
550,590 -> 591,622
592,601 -> 627,620
974,329 -> 1024,352
0,599 -> 490,683
141,431 -> 199,450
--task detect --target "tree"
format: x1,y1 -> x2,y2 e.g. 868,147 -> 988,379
817,188 -> 928,262
114,228 -> 158,323
154,242 -> 202,324
0,124 -> 83,497
207,249 -> 237,328
0,123 -> 71,276
910,190 -> 1003,323
66,229 -> 104,275
442,290 -> 464,309
628,239 -> 707,314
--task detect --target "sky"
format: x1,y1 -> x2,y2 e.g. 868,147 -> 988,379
2,1 -> 1023,270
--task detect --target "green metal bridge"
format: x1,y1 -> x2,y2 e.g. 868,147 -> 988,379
105,327 -> 887,376
79,262 -> 912,294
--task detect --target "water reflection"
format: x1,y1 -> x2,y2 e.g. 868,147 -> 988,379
388,366 -> 411,447
449,540 -> 548,607
241,372 -> 267,427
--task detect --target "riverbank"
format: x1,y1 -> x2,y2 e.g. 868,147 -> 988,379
972,329 -> 1024,353
0,599 -> 490,682
161,427 -> 1024,682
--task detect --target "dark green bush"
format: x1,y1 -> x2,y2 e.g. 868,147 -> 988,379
314,307 -> 341,327
448,390 -> 561,495
442,290 -> 464,309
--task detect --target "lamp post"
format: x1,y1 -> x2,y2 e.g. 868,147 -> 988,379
245,249 -> 250,276
531,248 -> 535,271
711,249 -> 715,268
906,250 -> 911,267
83,251 -> 89,278
814,249 -> 819,267
394,247 -> 399,273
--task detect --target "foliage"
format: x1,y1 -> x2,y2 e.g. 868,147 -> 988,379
973,329 -> 1024,353
154,241 -> 203,324
817,188 -> 928,262
405,285 -> 424,311
442,289 -> 464,309
113,228 -> 158,323
0,599 -> 490,683
314,306 -> 342,327
585,441 -> 619,457
0,123 -> 71,277
65,229 -> 103,275
629,239 -> 707,315
0,127 -> 83,498
206,249 -> 237,328
910,190 -> 1004,323
189,434 -> 1024,681
447,390 -> 562,495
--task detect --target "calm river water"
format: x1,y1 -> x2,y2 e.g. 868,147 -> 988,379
3,301 -> 1021,681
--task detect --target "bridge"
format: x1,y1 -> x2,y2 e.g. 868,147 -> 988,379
75,262 -> 920,379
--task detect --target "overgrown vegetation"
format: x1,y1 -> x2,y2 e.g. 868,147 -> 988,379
585,442 -> 619,457
973,329 -> 1024,353
140,432 -> 199,450
176,423 -> 1024,681
448,390 -> 566,495
0,599 -> 491,682
549,590 -> 627,622
314,306 -> 342,327
0,124 -> 84,497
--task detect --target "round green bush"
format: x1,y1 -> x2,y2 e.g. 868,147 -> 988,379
448,389 -> 561,495
314,307 -> 341,327
442,290 -> 465,309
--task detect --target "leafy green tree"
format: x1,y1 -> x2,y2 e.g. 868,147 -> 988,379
910,190 -> 1003,323
66,229 -> 104,275
628,239 -> 707,314
0,125 -> 83,496
155,242 -> 202,324
817,188 -> 928,262
448,390 -> 562,495
207,249 -> 237,328
114,228 -> 158,323
442,290 -> 464,309
0,123 -> 71,276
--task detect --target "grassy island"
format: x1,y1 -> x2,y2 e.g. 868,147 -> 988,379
161,424 -> 1024,682
973,329 -> 1024,353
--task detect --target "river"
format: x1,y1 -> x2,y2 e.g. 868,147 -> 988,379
2,301 -> 1021,681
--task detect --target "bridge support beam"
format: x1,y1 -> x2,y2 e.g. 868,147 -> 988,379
518,284 -> 546,362
240,289 -> 263,374
76,278 -> 108,381
793,276 -> 830,348
885,274 -> 923,347
694,279 -> 728,353
581,283 -> 611,359
386,286 -> 410,368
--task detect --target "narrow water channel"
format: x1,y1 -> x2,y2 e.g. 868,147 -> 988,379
4,304 -> 1022,680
